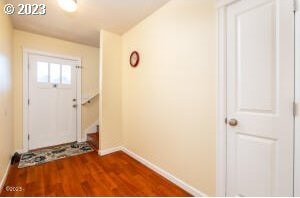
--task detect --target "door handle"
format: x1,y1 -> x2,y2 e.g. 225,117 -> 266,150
228,119 -> 238,127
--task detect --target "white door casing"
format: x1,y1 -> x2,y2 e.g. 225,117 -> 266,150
295,0 -> 300,196
25,52 -> 81,150
225,0 -> 294,196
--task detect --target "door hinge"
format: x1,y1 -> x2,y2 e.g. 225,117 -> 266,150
294,0 -> 298,12
28,134 -> 30,140
76,66 -> 83,69
294,102 -> 298,117
28,99 -> 30,105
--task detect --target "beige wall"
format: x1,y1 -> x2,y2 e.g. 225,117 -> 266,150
13,30 -> 99,151
100,30 -> 122,150
0,1 -> 14,187
121,0 -> 217,195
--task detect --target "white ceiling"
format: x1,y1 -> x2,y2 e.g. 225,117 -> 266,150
6,0 -> 170,47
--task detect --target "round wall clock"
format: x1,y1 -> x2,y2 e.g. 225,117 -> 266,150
130,51 -> 140,67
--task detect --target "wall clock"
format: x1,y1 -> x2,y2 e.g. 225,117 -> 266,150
130,51 -> 140,67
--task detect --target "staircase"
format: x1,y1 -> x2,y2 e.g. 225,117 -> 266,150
87,125 -> 99,150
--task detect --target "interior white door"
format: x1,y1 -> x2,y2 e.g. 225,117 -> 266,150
28,54 -> 78,150
226,0 -> 294,196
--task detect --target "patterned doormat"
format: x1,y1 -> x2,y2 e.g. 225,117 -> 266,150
18,142 -> 93,168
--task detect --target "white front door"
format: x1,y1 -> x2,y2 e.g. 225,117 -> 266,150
28,54 -> 78,150
226,0 -> 294,196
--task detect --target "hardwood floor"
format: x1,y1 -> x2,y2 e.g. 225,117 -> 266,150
0,151 -> 191,197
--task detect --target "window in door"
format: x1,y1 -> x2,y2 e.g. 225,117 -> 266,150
37,62 -> 49,83
36,62 -> 72,85
61,65 -> 71,84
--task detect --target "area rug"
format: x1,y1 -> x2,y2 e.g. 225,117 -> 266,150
18,142 -> 93,168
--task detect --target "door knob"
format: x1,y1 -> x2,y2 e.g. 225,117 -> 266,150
228,119 -> 238,127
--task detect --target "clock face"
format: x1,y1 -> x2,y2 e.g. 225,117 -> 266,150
130,51 -> 139,67
132,54 -> 138,62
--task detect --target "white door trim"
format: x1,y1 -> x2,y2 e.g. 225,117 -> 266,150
99,31 -> 104,152
295,0 -> 300,196
22,48 -> 82,152
216,0 -> 239,8
216,5 -> 227,197
216,1 -> 238,194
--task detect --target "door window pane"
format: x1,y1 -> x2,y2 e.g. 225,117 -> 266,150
50,63 -> 61,84
37,62 -> 49,83
61,65 -> 71,84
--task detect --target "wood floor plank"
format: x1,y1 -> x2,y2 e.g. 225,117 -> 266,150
0,151 -> 191,197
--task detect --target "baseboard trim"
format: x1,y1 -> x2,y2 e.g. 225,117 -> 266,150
15,149 -> 26,154
98,146 -> 207,197
0,161 -> 11,194
121,148 -> 207,197
80,136 -> 87,142
98,146 -> 122,156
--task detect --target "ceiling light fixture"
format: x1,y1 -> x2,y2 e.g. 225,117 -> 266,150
58,0 -> 78,12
